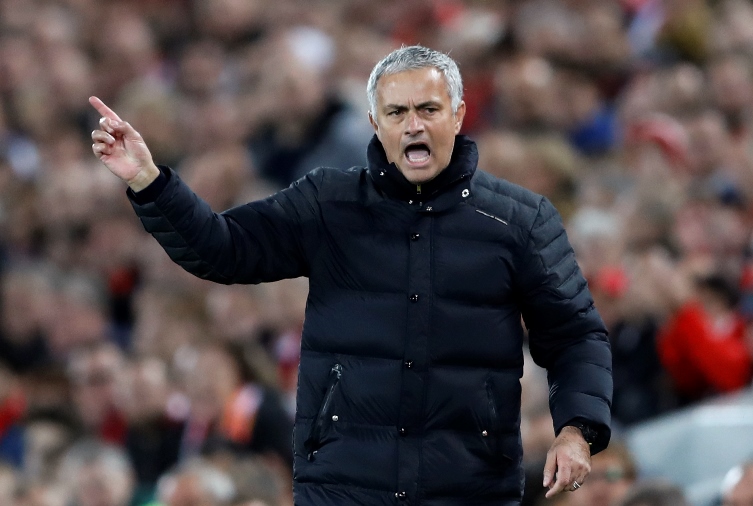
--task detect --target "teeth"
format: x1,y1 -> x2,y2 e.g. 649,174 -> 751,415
406,153 -> 430,163
405,146 -> 430,164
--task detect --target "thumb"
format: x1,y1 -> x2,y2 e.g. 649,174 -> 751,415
109,120 -> 154,168
111,120 -> 143,141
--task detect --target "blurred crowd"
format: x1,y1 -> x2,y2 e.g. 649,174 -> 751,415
1,0 -> 753,505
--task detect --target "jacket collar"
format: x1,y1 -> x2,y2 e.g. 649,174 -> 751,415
367,134 -> 478,210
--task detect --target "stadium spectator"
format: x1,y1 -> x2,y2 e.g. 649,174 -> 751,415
21,408 -> 80,484
657,273 -> 752,403
0,461 -> 17,505
120,355 -> 183,503
247,26 -> 373,187
177,343 -> 293,468
577,440 -> 639,506
0,362 -> 25,467
66,342 -> 128,444
156,458 -> 236,506
57,439 -> 135,506
0,264 -> 54,373
615,479 -> 689,506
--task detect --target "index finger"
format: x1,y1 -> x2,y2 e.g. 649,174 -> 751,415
545,462 -> 572,498
545,476 -> 569,498
89,96 -> 122,122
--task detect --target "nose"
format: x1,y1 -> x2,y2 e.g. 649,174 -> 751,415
404,111 -> 424,135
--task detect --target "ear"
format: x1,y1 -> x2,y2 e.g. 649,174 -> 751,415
368,111 -> 379,134
453,101 -> 466,134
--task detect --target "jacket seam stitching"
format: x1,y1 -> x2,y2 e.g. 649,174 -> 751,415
147,192 -> 235,284
526,197 -> 547,278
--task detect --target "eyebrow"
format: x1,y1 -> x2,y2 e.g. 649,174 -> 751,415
383,100 -> 443,111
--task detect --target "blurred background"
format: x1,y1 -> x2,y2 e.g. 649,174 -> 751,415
1,0 -> 753,505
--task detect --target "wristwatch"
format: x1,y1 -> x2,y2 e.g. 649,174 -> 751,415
567,420 -> 598,447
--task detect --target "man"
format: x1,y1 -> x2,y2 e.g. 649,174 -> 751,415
90,45 -> 612,505
156,459 -> 236,506
721,460 -> 753,506
58,439 -> 136,506
67,341 -> 128,444
578,441 -> 637,506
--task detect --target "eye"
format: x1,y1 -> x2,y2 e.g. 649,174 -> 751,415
387,110 -> 401,117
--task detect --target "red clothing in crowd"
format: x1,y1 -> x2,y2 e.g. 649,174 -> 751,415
99,408 -> 129,445
0,388 -> 25,440
658,301 -> 752,400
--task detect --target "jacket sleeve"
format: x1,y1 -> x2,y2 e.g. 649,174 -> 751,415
128,166 -> 322,284
516,197 -> 612,454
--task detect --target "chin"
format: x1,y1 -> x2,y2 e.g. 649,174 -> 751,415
399,166 -> 440,185
405,173 -> 437,185
412,175 -> 437,184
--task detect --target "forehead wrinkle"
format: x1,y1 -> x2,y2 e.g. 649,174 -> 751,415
376,68 -> 450,110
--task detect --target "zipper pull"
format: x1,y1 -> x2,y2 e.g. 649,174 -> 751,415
416,184 -> 422,195
331,363 -> 342,379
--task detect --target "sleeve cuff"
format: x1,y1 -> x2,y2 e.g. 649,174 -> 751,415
128,166 -> 169,204
560,417 -> 611,455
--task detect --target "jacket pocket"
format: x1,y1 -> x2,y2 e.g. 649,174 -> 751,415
304,363 -> 342,460
484,378 -> 513,466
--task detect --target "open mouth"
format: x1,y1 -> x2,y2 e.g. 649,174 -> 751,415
404,142 -> 431,166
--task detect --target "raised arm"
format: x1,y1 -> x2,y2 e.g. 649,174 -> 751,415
88,96 -> 317,285
89,96 -> 160,191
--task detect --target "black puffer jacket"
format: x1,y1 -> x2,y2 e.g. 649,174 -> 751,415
129,135 -> 612,506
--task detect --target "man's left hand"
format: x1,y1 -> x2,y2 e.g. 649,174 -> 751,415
542,425 -> 591,497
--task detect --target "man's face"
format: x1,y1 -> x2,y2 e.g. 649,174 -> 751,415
74,463 -> 133,506
369,67 -> 465,184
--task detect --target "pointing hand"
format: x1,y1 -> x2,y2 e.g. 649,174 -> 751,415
89,96 -> 160,191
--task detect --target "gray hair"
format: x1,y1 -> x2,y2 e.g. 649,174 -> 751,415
157,458 -> 236,505
58,439 -> 134,488
367,45 -> 463,116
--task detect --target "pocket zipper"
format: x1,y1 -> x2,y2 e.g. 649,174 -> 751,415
306,364 -> 342,460
485,379 -> 513,464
